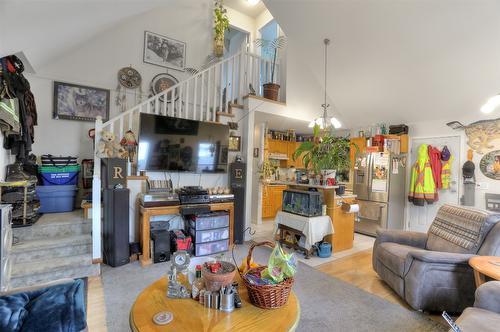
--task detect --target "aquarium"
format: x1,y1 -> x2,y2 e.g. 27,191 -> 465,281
282,189 -> 322,217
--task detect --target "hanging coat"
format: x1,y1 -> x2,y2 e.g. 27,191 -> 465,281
428,145 -> 442,190
441,155 -> 453,190
408,144 -> 436,206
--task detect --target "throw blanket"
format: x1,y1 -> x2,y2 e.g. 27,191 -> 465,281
0,279 -> 86,332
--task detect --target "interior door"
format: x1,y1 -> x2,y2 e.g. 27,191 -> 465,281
407,136 -> 461,232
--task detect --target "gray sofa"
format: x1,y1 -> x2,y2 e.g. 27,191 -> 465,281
454,281 -> 500,332
373,204 -> 500,313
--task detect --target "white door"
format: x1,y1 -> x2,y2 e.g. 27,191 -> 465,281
407,136 -> 461,232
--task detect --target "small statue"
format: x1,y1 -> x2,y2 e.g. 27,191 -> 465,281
249,83 -> 256,95
120,130 -> 138,163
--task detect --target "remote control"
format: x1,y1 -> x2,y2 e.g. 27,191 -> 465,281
442,312 -> 461,332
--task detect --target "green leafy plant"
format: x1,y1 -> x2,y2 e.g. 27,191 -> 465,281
214,0 -> 230,43
293,124 -> 355,174
254,36 -> 286,84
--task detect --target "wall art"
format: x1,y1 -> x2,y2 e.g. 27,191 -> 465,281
143,31 -> 186,71
464,118 -> 500,154
53,81 -> 109,122
479,150 -> 500,180
150,73 -> 179,103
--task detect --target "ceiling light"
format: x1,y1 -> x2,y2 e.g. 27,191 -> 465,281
310,38 -> 342,130
481,94 -> 500,114
247,0 -> 260,5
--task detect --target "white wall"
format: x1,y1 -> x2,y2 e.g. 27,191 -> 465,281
27,0 -> 213,161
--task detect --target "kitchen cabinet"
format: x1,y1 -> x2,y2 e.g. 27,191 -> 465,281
288,142 -> 306,169
332,197 -> 356,251
267,139 -> 289,155
261,184 -> 287,219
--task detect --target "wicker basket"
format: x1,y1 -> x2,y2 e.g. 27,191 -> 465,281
241,241 -> 294,309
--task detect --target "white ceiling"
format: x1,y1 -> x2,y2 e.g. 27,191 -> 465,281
264,0 -> 500,128
255,111 -> 312,134
0,0 -> 168,69
225,0 -> 267,18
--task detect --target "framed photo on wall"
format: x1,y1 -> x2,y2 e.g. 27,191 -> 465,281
53,81 -> 110,122
143,31 -> 186,71
228,136 -> 241,152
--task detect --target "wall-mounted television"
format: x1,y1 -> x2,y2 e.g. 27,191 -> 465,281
137,114 -> 230,173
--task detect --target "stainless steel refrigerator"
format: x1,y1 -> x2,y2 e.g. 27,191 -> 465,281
353,152 -> 406,236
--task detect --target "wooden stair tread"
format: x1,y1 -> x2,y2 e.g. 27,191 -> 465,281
216,111 -> 235,117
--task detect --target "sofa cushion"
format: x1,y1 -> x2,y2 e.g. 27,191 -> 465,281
375,242 -> 416,277
427,204 -> 496,254
0,293 -> 30,332
454,307 -> 500,332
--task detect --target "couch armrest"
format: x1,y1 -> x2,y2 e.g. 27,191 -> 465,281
376,228 -> 428,249
0,278 -> 75,297
407,250 -> 476,265
474,281 -> 500,314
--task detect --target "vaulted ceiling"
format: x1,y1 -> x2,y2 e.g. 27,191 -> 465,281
264,0 -> 500,128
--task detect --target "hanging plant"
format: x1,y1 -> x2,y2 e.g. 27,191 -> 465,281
214,0 -> 230,57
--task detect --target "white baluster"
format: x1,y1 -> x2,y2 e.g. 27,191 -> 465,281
171,87 -> 176,117
207,68 -> 212,121
119,116 -> 123,138
218,62 -> 224,113
200,71 -> 205,121
212,66 -> 218,121
185,80 -> 190,119
193,75 -> 198,120
231,56 -> 236,105
178,83 -> 183,118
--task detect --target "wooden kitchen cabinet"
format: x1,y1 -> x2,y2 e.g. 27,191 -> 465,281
332,197 -> 356,251
262,185 -> 287,219
287,142 -> 306,169
267,139 -> 289,155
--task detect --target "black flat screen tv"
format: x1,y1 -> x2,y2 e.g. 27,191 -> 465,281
137,114 -> 229,173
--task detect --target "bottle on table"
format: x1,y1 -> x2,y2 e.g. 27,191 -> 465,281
192,265 -> 205,300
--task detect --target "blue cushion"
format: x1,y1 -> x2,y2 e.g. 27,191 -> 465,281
0,279 -> 86,332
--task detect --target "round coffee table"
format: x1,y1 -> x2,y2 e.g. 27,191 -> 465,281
469,256 -> 500,287
130,275 -> 300,331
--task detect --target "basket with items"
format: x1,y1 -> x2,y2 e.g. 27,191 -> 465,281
239,241 -> 298,309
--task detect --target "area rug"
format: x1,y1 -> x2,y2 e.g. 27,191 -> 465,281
101,245 -> 446,332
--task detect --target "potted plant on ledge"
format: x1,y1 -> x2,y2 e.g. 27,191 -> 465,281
293,125 -> 353,185
214,0 -> 229,58
254,36 -> 286,101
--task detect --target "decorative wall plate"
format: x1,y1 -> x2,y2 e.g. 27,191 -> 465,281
479,150 -> 500,180
464,118 -> 500,154
151,73 -> 179,102
117,66 -> 142,89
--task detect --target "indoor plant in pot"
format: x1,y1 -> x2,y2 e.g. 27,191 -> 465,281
254,36 -> 286,101
213,0 -> 229,58
292,124 -> 353,184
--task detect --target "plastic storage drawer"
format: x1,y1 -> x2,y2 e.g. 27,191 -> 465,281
195,239 -> 229,257
190,227 -> 229,244
189,212 -> 229,231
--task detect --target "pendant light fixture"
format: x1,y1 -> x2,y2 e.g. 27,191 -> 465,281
309,38 -> 342,129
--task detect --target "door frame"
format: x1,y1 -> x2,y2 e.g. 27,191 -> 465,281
404,134 -> 462,230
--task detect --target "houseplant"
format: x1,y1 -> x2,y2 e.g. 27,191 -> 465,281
254,36 -> 286,101
213,0 -> 229,57
292,125 -> 354,180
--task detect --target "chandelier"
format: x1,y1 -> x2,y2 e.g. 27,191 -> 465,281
309,38 -> 342,130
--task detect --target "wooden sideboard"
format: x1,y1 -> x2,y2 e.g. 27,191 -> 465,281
138,202 -> 234,266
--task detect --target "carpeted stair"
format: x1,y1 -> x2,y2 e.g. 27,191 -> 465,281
10,211 -> 99,289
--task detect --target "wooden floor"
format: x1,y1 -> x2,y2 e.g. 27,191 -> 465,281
87,276 -> 107,332
86,248 -> 444,330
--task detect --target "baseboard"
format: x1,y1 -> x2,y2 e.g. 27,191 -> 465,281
92,258 -> 103,264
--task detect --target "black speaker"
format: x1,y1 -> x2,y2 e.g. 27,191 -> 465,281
151,230 -> 170,263
229,162 -> 246,244
103,188 -> 130,267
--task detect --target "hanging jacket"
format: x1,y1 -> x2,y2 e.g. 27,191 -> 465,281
427,145 -> 442,202
441,155 -> 453,190
408,144 -> 436,206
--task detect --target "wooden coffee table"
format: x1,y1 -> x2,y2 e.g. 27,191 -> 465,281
469,256 -> 500,287
130,274 -> 300,331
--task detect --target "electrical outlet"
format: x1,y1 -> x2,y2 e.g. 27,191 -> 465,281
476,182 -> 489,190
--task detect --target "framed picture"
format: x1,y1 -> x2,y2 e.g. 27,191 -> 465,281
143,31 -> 186,71
228,136 -> 241,151
53,81 -> 110,122
479,150 -> 500,180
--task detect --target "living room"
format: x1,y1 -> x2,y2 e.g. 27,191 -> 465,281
1,0 -> 500,331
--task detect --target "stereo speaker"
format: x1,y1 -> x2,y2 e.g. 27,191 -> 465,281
229,162 -> 246,244
151,230 -> 171,263
103,188 -> 130,267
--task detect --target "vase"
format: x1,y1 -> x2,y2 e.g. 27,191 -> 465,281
214,39 -> 224,57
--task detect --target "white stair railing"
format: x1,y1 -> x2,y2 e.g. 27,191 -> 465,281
90,51 -> 280,260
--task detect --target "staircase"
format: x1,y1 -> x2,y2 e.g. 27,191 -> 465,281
90,51 -> 282,260
9,211 -> 99,289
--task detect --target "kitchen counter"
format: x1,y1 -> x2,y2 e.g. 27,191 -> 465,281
267,180 -> 339,190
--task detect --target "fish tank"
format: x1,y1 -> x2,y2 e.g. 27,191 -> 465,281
282,189 -> 322,217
